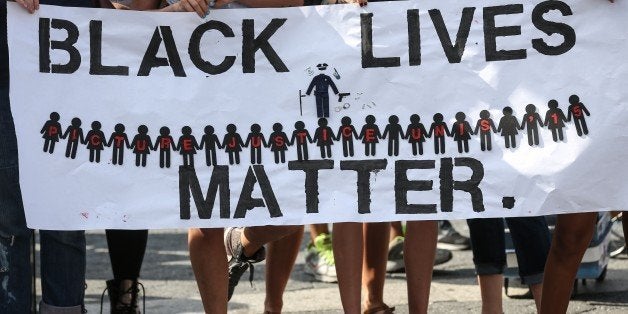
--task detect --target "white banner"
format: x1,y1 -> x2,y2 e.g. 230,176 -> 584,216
7,1 -> 628,229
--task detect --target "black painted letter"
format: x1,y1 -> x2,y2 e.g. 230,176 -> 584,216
340,159 -> 388,214
89,20 -> 129,76
179,166 -> 230,220
188,21 -> 236,75
39,18 -> 81,74
429,7 -> 475,64
483,4 -> 527,61
361,13 -> 401,68
138,26 -> 186,77
440,158 -> 485,212
242,19 -> 289,73
234,165 -> 282,218
288,160 -> 334,214
395,160 -> 437,214
531,0 -> 576,56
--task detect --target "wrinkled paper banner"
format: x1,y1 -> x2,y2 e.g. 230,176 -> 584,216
6,0 -> 628,229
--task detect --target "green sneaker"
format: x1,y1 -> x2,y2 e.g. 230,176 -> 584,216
304,233 -> 337,283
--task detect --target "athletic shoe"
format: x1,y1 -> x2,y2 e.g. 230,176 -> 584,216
434,248 -> 453,266
437,228 -> 471,251
609,239 -> 626,258
224,227 -> 266,301
386,236 -> 453,273
304,233 -> 337,282
386,236 -> 405,273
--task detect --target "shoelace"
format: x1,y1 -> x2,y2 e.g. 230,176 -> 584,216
99,282 -> 146,314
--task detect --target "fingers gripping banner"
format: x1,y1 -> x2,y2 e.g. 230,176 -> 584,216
6,1 -> 628,229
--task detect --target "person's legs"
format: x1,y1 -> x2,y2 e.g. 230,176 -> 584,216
264,226 -> 304,313
467,218 -> 506,314
105,229 -> 148,309
309,224 -> 330,244
389,221 -> 403,240
404,220 -> 437,314
505,216 -> 551,312
305,224 -> 336,283
362,222 -> 390,312
0,2 -> 32,310
332,222 -> 362,314
39,230 -> 86,313
188,228 -> 228,313
540,212 -> 597,314
225,225 -> 302,301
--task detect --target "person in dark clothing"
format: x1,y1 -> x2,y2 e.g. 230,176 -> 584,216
305,63 -> 339,118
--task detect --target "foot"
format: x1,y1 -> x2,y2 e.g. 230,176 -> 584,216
304,233 -> 337,282
224,227 -> 266,301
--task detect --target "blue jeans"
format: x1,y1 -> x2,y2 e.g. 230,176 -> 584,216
467,216 -> 551,285
1,1 -> 86,312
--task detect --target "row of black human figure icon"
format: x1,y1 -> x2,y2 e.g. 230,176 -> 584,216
40,95 -> 590,167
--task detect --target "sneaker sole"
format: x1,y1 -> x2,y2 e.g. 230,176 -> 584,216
437,242 -> 470,251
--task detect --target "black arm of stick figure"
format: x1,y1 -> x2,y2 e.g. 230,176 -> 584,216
151,137 -> 159,151
61,127 -> 70,140
198,135 -> 206,150
490,120 -> 497,133
107,135 -> 114,147
535,113 -> 543,128
444,124 -> 451,137
474,121 -> 481,135
465,122 -> 473,134
305,77 -> 317,95
40,123 -> 47,134
214,135 -> 223,149
382,126 -> 389,139
125,136 -> 132,149
244,135 -> 251,148
520,116 -> 527,130
427,124 -> 434,138
582,103 -> 590,116
171,136 -> 178,151
566,107 -> 573,122
262,135 -> 269,148
79,130 -> 85,144
307,132 -> 314,144
329,78 -> 339,95
194,138 -> 201,150
497,120 -> 503,133
238,135 -> 245,148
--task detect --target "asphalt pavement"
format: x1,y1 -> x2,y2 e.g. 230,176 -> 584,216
34,228 -> 628,313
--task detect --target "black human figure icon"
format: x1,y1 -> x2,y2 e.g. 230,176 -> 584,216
153,126 -> 177,168
337,116 -> 358,157
313,118 -> 336,159
269,123 -> 290,164
84,121 -> 106,163
178,126 -> 199,167
497,107 -> 521,149
428,113 -> 451,154
567,95 -> 591,136
107,123 -> 131,165
544,100 -> 568,142
474,110 -> 497,151
131,125 -> 153,167
199,125 -> 223,167
359,115 -> 382,157
40,112 -> 62,154
305,63 -> 339,118
291,121 -> 313,161
245,124 -> 268,165
520,104 -> 544,146
61,117 -> 84,159
451,112 -> 473,153
382,115 -> 404,156
405,114 -> 428,156
222,124 -> 245,165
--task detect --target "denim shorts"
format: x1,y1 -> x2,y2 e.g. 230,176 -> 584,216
467,216 -> 551,285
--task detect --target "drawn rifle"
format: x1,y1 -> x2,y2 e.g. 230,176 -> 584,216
338,92 -> 351,102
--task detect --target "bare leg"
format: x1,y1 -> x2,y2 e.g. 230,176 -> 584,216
540,212 -> 597,314
242,225 -> 302,257
530,283 -> 543,312
264,226 -> 304,313
405,220 -> 437,314
362,223 -> 390,311
390,221 -> 403,241
333,222 -> 363,314
188,228 -> 228,314
477,274 -> 503,314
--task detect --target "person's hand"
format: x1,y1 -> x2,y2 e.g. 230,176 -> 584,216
15,0 -> 39,13
169,0 -> 209,17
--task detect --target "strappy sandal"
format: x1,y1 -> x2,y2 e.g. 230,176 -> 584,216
363,304 -> 395,314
